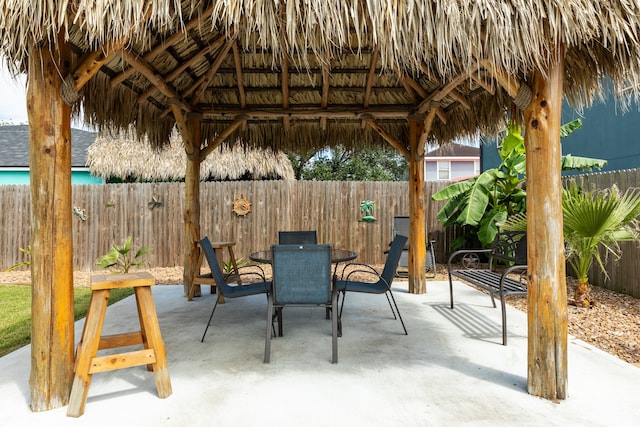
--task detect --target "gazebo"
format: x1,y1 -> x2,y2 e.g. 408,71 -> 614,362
87,127 -> 295,182
2,0 -> 640,410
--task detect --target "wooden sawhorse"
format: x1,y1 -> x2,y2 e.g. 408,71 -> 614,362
67,272 -> 172,417
188,241 -> 241,301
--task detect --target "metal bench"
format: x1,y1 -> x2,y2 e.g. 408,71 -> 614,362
447,231 -> 528,345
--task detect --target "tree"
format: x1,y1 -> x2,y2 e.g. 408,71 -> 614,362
293,145 -> 407,181
502,179 -> 640,308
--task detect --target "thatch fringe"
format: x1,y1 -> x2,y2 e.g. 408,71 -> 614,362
86,126 -> 295,181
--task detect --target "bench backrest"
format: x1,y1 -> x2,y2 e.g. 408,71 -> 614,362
490,231 -> 527,265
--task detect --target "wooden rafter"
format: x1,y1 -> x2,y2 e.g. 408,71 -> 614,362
232,42 -> 246,108
189,38 -> 236,107
471,70 -> 495,95
361,45 -> 380,128
138,35 -> 227,103
416,71 -> 473,115
200,114 -> 249,160
320,62 -> 330,130
119,49 -> 191,112
364,118 -> 409,159
70,41 -> 125,91
479,59 -> 522,98
396,69 -> 418,105
110,4 -> 215,87
279,18 -> 291,131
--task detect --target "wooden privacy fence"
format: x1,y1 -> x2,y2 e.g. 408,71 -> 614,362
3,170 -> 640,298
0,180 -> 455,272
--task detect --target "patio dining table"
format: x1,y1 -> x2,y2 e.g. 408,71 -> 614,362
249,247 -> 357,265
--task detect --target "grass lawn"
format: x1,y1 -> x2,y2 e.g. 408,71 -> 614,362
0,285 -> 134,357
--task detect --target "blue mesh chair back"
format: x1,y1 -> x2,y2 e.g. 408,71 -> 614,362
199,236 -> 271,342
271,244 -> 331,304
278,230 -> 318,245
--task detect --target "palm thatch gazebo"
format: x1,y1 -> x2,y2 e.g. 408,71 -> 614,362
87,128 -> 295,182
2,0 -> 640,410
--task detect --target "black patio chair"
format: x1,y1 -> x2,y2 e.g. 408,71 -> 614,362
278,230 -> 318,244
199,236 -> 272,343
337,234 -> 409,335
392,216 -> 436,278
265,244 -> 338,363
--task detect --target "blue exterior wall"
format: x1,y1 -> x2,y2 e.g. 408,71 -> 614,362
481,98 -> 640,173
0,170 -> 103,185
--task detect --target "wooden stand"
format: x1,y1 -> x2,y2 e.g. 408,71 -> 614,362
188,241 -> 241,301
67,272 -> 172,417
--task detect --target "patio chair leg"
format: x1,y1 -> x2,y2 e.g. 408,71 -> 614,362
201,299 -> 220,342
384,292 -> 398,319
388,291 -> 408,335
264,294 -> 274,363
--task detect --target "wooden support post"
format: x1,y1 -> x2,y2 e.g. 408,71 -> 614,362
408,120 -> 427,294
181,118 -> 202,297
524,47 -> 568,400
27,40 -> 75,411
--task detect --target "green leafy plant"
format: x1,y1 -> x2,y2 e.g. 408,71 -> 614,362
222,257 -> 249,274
502,180 -> 640,308
96,236 -> 151,273
432,119 -> 606,248
6,246 -> 31,272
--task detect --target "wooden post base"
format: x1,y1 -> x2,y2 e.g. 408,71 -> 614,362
67,272 -> 172,417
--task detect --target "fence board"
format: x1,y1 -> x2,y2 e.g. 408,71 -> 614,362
4,172 -> 640,297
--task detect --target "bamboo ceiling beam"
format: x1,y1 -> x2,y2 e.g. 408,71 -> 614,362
364,118 -> 409,159
361,46 -> 380,128
119,49 -> 191,112
418,61 -> 470,108
138,35 -> 227,103
189,37 -> 236,106
396,69 -> 418,104
320,62 -> 330,130
200,114 -> 249,160
110,4 -> 215,87
279,13 -> 291,131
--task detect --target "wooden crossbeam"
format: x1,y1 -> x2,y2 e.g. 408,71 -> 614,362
232,42 -> 246,108
361,45 -> 380,128
200,115 -> 249,161
418,109 -> 438,153
364,118 -> 409,160
71,41 -> 125,91
110,4 -> 215,87
198,106 -> 410,120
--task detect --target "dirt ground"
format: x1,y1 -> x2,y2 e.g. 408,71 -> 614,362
2,264 -> 638,366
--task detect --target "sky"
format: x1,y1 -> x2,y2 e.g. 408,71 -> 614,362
0,64 -> 28,123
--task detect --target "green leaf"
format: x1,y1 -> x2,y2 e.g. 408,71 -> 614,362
561,155 -> 607,171
477,210 -> 508,246
458,170 -> 498,226
431,179 -> 474,201
560,119 -> 582,137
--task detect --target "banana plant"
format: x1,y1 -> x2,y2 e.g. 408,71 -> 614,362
432,119 -> 606,248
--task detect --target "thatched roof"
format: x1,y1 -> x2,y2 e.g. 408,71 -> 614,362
1,2 -> 640,151
86,128 -> 295,181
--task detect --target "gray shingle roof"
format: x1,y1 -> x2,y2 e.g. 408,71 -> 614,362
425,143 -> 479,158
0,125 -> 97,168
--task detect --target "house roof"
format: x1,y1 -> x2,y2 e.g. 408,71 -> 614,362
425,143 -> 479,158
0,125 -> 97,168
1,2 -> 639,153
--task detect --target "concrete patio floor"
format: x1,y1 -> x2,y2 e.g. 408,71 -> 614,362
2,280 -> 639,426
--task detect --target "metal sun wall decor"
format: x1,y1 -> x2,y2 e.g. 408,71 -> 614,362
359,200 -> 376,222
233,196 -> 252,216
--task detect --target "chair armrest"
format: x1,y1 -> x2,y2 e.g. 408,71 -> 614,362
340,262 -> 381,281
236,264 -> 268,281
